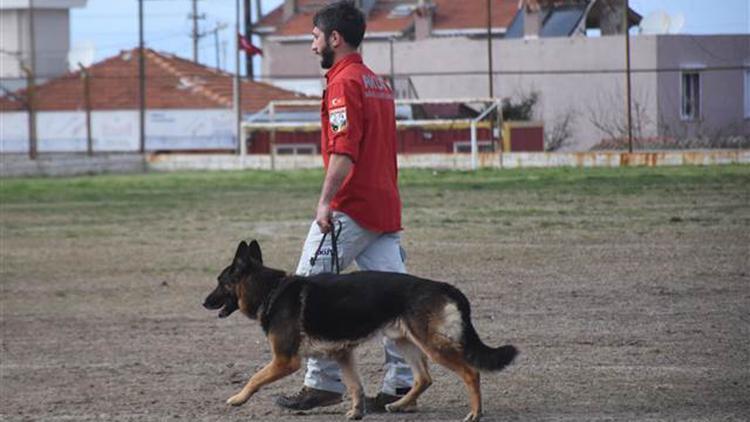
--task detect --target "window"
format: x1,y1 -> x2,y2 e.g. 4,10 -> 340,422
745,69 -> 750,119
681,71 -> 701,121
274,144 -> 316,155
453,141 -> 494,153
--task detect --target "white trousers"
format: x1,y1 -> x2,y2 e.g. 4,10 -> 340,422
296,211 -> 413,395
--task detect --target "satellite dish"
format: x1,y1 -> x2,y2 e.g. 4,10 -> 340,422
68,40 -> 96,71
668,13 -> 685,34
639,10 -> 670,34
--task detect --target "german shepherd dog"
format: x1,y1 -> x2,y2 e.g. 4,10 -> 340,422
203,240 -> 518,421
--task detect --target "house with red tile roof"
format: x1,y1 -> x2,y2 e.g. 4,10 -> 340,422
0,48 -> 311,153
250,0 -> 748,150
0,47 -> 308,112
252,0 -> 523,95
250,0 -> 640,96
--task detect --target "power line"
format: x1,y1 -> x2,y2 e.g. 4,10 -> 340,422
3,64 -> 747,82
73,13 -> 186,19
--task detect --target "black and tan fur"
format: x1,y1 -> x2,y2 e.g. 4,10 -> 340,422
203,240 -> 518,421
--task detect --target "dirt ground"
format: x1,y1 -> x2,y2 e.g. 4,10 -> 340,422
1,167 -> 749,421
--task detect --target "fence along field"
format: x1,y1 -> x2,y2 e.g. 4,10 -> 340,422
1,166 -> 749,421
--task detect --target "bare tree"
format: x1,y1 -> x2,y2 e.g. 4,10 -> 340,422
587,87 -> 653,146
544,109 -> 576,151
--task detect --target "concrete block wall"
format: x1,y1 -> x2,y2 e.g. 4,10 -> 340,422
1,153 -> 145,177
1,150 -> 748,178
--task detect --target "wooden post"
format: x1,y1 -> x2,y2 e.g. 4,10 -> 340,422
269,102 -> 276,170
79,64 -> 93,156
486,0 -> 494,98
624,0 -> 633,152
27,0 -> 37,159
22,67 -> 37,160
234,0 -> 243,155
139,0 -> 146,153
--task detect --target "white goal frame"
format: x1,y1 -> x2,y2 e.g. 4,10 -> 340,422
242,97 -> 502,170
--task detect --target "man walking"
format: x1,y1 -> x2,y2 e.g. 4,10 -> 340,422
274,0 -> 413,413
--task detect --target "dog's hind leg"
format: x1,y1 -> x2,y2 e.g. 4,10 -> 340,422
399,325 -> 482,422
335,351 -> 365,420
226,352 -> 301,406
384,338 -> 431,413
423,347 -> 482,422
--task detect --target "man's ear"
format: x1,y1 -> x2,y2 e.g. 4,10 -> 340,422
248,240 -> 263,265
328,30 -> 342,48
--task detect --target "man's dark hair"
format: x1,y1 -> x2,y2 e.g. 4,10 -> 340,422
313,0 -> 366,48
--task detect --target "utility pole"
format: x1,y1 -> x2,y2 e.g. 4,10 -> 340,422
139,0 -> 146,153
79,64 -> 93,156
234,0 -> 243,155
200,22 -> 228,70
244,0 -> 253,79
23,66 -> 36,160
389,37 -> 395,93
192,0 -> 199,62
222,41 -> 227,72
486,0 -> 494,98
27,0 -> 38,159
624,0 -> 633,152
214,25 -> 221,70
190,0 -> 206,63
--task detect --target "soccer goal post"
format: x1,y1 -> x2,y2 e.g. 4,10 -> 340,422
242,97 -> 502,170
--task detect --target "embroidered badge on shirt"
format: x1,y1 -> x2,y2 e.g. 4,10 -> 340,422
329,107 -> 347,133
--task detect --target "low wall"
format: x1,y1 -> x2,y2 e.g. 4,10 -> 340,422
1,153 -> 146,178
1,150 -> 748,177
148,150 -> 750,172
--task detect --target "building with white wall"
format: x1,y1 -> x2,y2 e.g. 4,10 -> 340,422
0,0 -> 87,90
251,0 -> 749,150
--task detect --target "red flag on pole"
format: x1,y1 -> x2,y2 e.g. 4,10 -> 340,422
238,33 -> 263,56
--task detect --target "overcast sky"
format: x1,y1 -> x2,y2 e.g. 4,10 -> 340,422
70,0 -> 750,74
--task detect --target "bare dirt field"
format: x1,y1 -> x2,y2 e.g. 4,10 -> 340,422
1,166 -> 749,421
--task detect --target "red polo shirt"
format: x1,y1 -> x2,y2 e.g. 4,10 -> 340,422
321,53 -> 401,233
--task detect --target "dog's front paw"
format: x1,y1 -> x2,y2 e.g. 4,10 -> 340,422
346,408 -> 364,420
226,392 -> 249,406
385,401 -> 416,413
385,402 -> 405,413
463,411 -> 481,422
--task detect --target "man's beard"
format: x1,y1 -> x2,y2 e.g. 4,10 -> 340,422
320,42 -> 334,69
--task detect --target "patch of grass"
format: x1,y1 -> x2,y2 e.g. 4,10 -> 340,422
3,165 -> 747,206
0,169 -> 324,205
399,165 -> 750,196
1,165 -> 748,241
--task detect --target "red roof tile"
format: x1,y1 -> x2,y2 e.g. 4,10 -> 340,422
432,0 -> 519,31
254,0 -> 521,37
0,48 -> 311,112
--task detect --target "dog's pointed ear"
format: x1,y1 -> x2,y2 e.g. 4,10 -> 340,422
233,241 -> 249,266
248,240 -> 263,264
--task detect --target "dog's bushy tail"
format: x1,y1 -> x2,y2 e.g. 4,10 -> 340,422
443,284 -> 519,372
464,333 -> 518,371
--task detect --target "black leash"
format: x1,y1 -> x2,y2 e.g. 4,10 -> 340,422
309,218 -> 343,274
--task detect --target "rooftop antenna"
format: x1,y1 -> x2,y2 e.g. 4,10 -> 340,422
668,13 -> 685,34
639,10 -> 685,34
